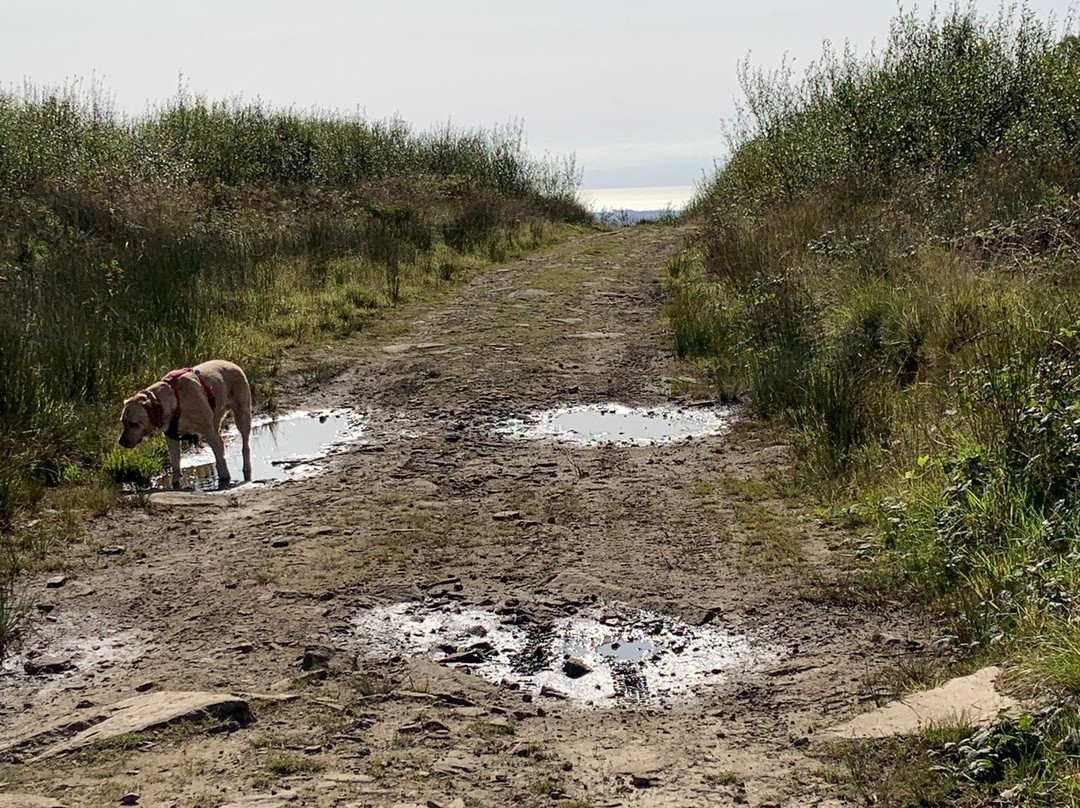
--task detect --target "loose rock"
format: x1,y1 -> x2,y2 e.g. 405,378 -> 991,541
24,655 -> 74,675
562,657 -> 592,679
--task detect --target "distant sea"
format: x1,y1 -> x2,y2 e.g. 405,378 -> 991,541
578,185 -> 696,221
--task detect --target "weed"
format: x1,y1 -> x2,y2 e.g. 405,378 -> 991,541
79,733 -> 144,763
264,751 -> 323,776
704,770 -> 741,786
0,557 -> 27,660
530,778 -> 560,795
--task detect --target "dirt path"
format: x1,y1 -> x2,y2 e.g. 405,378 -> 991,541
1,227 -> 924,808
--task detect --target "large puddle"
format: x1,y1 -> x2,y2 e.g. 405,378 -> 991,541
163,409 -> 365,491
351,601 -> 783,707
496,404 -> 732,446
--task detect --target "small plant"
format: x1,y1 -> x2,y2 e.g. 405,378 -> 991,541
530,778 -> 560,795
0,557 -> 27,661
264,751 -> 324,776
704,770 -> 741,786
101,439 -> 169,486
80,732 -> 144,762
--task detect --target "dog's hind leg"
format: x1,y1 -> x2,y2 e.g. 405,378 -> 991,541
167,437 -> 182,490
233,405 -> 252,482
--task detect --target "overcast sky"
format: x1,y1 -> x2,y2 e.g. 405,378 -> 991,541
2,1 -> 1075,188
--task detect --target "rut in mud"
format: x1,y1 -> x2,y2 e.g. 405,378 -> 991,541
0,226 -> 932,808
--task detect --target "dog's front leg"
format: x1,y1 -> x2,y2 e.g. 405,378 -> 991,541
207,432 -> 231,487
167,437 -> 182,490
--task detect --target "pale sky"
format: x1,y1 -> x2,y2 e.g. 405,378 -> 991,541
1,1 -> 1075,189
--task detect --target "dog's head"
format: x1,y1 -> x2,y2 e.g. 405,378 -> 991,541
118,392 -> 163,448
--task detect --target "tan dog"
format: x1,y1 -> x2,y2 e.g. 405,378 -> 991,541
118,360 -> 253,489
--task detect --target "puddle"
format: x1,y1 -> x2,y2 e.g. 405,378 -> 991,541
159,409 -> 365,491
0,613 -> 150,715
496,404 -> 732,446
350,601 -> 783,707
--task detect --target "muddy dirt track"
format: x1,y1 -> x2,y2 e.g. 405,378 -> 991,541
1,226 -> 928,808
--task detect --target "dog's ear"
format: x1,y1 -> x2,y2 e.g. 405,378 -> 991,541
140,392 -> 164,428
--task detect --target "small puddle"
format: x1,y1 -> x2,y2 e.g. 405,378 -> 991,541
350,601 -> 782,707
162,409 -> 364,491
1,613 -> 150,714
496,404 -> 732,446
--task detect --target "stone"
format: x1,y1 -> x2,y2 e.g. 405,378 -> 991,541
270,538 -> 290,548
220,797 -> 297,808
118,795 -> 139,806
31,691 -> 252,759
491,510 -> 521,521
45,575 -> 67,589
0,797 -> 68,808
432,752 -> 476,776
508,288 -> 553,299
300,645 -> 335,671
24,655 -> 74,675
321,773 -> 375,784
562,658 -> 592,679
147,491 -> 232,508
98,545 -> 126,556
825,666 -> 1017,739
539,685 -> 568,700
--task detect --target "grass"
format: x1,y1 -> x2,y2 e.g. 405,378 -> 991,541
263,751 -> 324,777
0,559 -> 27,660
672,3 -> 1080,803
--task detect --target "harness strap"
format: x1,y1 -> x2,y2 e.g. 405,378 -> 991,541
193,368 -> 217,410
161,368 -> 217,441
162,368 -> 191,420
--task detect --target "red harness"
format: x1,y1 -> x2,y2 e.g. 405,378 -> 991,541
163,367 -> 217,420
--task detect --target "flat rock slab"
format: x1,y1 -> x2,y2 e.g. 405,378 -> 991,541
567,331 -> 625,339
148,491 -> 234,508
221,798 -> 297,808
0,797 -> 68,808
31,691 -> 251,759
508,288 -> 554,299
382,342 -> 446,354
825,666 -> 1017,739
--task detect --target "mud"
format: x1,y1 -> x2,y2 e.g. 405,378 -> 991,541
0,227 -> 937,808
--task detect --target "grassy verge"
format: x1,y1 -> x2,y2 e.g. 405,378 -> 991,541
672,3 -> 1080,802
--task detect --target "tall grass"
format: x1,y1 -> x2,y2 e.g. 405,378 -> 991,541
673,4 -> 1080,799
0,84 -> 588,531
